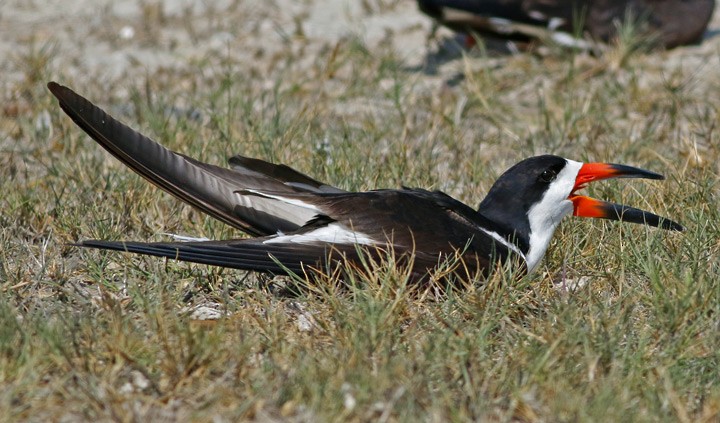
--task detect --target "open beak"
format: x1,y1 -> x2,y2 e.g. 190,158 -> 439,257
569,163 -> 684,231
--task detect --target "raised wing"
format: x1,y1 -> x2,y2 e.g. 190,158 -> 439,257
47,82 -> 343,236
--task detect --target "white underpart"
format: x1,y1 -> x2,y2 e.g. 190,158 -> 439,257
525,159 -> 583,273
263,223 -> 375,246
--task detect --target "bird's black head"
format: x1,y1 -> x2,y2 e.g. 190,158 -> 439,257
478,155 -> 572,250
477,155 -> 682,273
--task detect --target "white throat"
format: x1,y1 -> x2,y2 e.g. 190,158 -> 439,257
525,159 -> 583,273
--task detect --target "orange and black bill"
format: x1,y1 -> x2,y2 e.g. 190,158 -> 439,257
570,163 -> 684,231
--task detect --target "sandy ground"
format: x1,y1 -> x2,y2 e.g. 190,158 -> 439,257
0,1 -> 433,85
1,0 -> 718,103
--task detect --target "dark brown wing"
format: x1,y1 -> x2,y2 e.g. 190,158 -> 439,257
77,189 -> 518,279
228,156 -> 346,194
47,82 -> 342,236
78,235 -> 453,280
290,188 -> 517,273
77,237 -> 348,276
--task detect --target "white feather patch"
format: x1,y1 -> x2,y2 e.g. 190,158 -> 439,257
263,223 -> 376,246
478,228 -> 526,261
162,233 -> 211,242
242,189 -> 321,212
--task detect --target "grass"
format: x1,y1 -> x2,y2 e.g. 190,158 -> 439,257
1,3 -> 720,421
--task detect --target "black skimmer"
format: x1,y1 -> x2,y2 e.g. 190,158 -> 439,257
48,82 -> 682,282
418,0 -> 715,49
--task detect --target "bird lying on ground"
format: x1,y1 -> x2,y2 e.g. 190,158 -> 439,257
418,0 -> 715,49
48,81 -> 682,283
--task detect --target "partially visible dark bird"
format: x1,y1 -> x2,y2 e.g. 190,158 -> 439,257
418,0 -> 715,49
48,82 -> 682,282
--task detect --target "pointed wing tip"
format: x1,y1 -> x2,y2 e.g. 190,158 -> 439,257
47,81 -> 75,106
662,219 -> 685,232
71,240 -> 114,248
47,81 -> 63,97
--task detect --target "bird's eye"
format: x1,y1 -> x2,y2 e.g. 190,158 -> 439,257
539,169 -> 557,183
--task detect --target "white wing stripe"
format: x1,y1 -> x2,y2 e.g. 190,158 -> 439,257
477,228 -> 526,262
241,189 -> 321,212
263,223 -> 376,245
